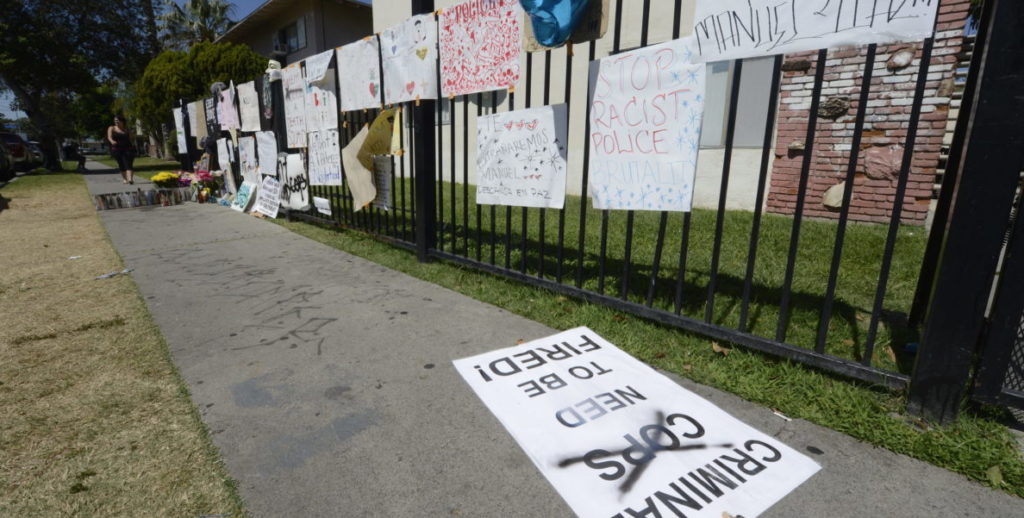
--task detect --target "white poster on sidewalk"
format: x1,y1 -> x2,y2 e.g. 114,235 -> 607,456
454,327 -> 820,518
337,37 -> 382,112
476,104 -> 568,209
381,13 -> 439,104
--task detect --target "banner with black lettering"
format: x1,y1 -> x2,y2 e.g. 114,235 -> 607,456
453,327 -> 820,518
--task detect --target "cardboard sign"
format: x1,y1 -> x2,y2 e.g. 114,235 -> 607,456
381,13 -> 439,104
308,129 -> 342,186
439,0 -> 522,97
255,176 -> 282,218
237,80 -> 261,132
305,50 -> 339,132
588,37 -> 705,212
231,180 -> 257,212
454,327 -> 820,518
337,37 -> 382,112
476,104 -> 568,209
692,0 -> 939,63
283,65 -> 308,148
282,153 -> 311,211
238,136 -> 258,185
256,131 -> 278,178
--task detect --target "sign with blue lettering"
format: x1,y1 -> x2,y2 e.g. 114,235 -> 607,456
454,327 -> 820,517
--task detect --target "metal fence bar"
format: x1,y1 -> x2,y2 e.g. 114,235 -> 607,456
555,44 -> 571,283
462,96 -> 470,256
574,40 -> 597,289
475,94 -> 483,261
539,50 -> 553,280
449,96 -> 457,252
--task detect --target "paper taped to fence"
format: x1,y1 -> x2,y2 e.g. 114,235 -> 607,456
308,129 -> 342,186
281,153 -> 310,211
187,102 -> 199,137
588,37 -> 705,212
238,136 -> 258,184
218,84 -> 240,131
381,13 -> 439,104
439,0 -> 522,97
192,100 -> 207,140
337,37 -> 382,112
692,0 -> 939,63
453,327 -> 820,518
283,65 -> 308,148
476,104 -> 568,209
313,196 -> 332,216
231,180 -> 257,212
342,125 -> 376,211
305,50 -> 339,132
216,137 -> 232,171
256,131 -> 278,177
173,108 -> 187,153
237,80 -> 261,132
255,176 -> 282,218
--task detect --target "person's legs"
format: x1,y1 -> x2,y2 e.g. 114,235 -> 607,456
125,152 -> 135,184
113,150 -> 129,182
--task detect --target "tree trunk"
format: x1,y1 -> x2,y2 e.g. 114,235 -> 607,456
2,76 -> 63,171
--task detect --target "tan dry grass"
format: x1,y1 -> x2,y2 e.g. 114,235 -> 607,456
0,173 -> 246,517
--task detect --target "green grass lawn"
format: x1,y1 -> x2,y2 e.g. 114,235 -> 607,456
279,178 -> 1024,498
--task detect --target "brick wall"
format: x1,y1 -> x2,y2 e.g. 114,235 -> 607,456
765,0 -> 972,225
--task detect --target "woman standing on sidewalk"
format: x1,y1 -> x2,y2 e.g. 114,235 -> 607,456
107,114 -> 135,184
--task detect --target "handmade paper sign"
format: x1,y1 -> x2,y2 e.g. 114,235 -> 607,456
313,196 -> 333,216
218,84 -> 240,131
372,155 -> 392,210
692,0 -> 939,63
337,38 -> 382,112
305,50 -> 339,132
440,0 -> 522,97
192,100 -> 207,140
237,80 -> 261,132
281,153 -> 311,211
477,104 -> 568,209
238,136 -> 258,184
341,125 -> 377,211
256,131 -> 278,177
231,181 -> 257,212
216,137 -> 232,171
204,97 -> 219,134
307,129 -> 342,186
282,65 -> 309,148
305,48 -> 333,83
173,108 -> 188,153
381,13 -> 439,104
187,102 -> 199,136
255,176 -> 282,218
453,327 -> 820,518
588,37 -> 705,212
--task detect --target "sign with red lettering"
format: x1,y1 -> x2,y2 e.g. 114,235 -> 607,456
588,37 -> 705,212
476,104 -> 568,208
454,327 -> 820,518
439,0 -> 522,97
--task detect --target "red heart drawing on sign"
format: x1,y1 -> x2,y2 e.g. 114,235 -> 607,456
525,119 -> 538,130
369,83 -> 377,97
406,81 -> 416,94
514,121 -> 524,129
504,121 -> 514,130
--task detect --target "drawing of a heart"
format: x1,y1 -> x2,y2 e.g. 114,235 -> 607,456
525,119 -> 538,130
369,83 -> 377,97
504,121 -> 514,130
406,81 -> 416,94
391,45 -> 398,55
416,47 -> 428,60
514,121 -> 524,129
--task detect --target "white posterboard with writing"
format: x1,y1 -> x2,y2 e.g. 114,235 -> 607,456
308,129 -> 342,186
256,131 -> 278,178
281,153 -> 310,211
454,327 -> 820,518
255,176 -> 282,218
238,136 -> 258,185
173,108 -> 188,153
337,37 -> 382,112
304,50 -> 339,132
282,65 -> 308,148
692,0 -> 939,63
381,13 -> 439,104
588,37 -> 705,212
477,104 -> 568,209
237,80 -> 261,132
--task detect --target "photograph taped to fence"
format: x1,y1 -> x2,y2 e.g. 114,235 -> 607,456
476,104 -> 568,209
453,327 -> 820,518
692,0 -> 939,63
588,36 -> 705,212
381,13 -> 439,104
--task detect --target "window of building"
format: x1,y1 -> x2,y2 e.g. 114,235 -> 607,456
277,17 -> 307,54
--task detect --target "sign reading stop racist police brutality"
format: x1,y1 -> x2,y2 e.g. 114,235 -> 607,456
453,328 -> 820,518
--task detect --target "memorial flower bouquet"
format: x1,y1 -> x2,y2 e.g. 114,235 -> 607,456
151,171 -> 181,188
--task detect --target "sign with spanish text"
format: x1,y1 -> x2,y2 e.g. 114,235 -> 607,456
439,0 -> 522,97
381,13 -> 439,104
587,37 -> 705,212
308,129 -> 342,186
454,327 -> 820,518
692,0 -> 939,63
337,37 -> 383,112
283,65 -> 308,148
476,104 -> 568,209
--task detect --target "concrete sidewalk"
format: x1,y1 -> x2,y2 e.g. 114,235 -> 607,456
84,162 -> 1021,517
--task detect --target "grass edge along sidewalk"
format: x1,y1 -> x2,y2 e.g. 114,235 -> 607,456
273,216 -> 1024,499
0,172 -> 248,517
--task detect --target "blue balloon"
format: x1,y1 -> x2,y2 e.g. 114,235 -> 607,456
520,0 -> 591,48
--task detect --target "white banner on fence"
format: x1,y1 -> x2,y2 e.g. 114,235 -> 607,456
381,13 -> 439,104
453,327 -> 820,518
283,65 -> 308,148
313,196 -> 332,216
218,83 -> 240,131
186,102 -> 199,137
237,80 -> 261,132
216,137 -> 232,171
256,131 -> 278,178
588,37 -> 706,212
305,50 -> 339,132
238,136 -> 258,185
307,129 -> 342,186
692,0 -> 939,63
173,108 -> 187,153
476,104 -> 568,209
439,0 -> 522,97
304,48 -> 334,84
337,37 -> 382,112
192,100 -> 207,140
255,176 -> 282,218
282,153 -> 311,211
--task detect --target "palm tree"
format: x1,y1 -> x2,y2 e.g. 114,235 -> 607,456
158,0 -> 236,49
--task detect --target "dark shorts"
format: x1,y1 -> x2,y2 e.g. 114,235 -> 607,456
111,148 -> 135,171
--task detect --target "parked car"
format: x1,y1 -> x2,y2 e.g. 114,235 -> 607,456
0,141 -> 14,181
26,141 -> 44,168
0,132 -> 31,172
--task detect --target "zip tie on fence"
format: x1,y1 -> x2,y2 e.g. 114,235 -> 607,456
508,85 -> 515,94
415,95 -> 421,106
434,9 -> 442,15
394,149 -> 404,156
343,121 -> 349,128
363,35 -> 373,41
567,42 -> 574,57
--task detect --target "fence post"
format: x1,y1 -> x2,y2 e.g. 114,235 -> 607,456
412,0 -> 437,262
907,0 -> 1024,424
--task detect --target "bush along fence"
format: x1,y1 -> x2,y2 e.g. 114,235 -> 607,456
170,0 -> 1024,424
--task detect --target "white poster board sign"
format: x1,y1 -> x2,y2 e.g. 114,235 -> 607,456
283,65 -> 309,148
237,80 -> 261,132
692,0 -> 939,63
308,129 -> 342,186
173,108 -> 188,153
588,37 -> 705,212
218,84 -> 240,131
231,180 -> 257,212
381,13 -> 439,104
238,136 -> 258,185
255,176 -> 282,218
454,327 -> 820,518
187,102 -> 199,136
313,196 -> 333,216
305,50 -> 339,132
282,153 -> 311,211
216,137 -> 233,171
477,104 -> 568,209
337,38 -> 382,112
439,0 -> 522,97
256,131 -> 278,177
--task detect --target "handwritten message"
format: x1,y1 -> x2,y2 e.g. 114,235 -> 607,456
588,37 -> 705,212
256,131 -> 278,178
282,153 -> 311,211
255,176 -> 282,218
477,104 -> 568,209
204,97 -> 219,134
453,327 -> 820,518
308,129 -> 342,186
282,65 -> 308,148
218,84 -> 240,131
238,136 -> 259,184
372,155 -> 393,211
237,80 -> 261,132
304,50 -> 339,132
337,38 -> 382,112
693,0 -> 939,62
216,137 -> 232,171
439,0 -> 522,97
381,13 -> 439,104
